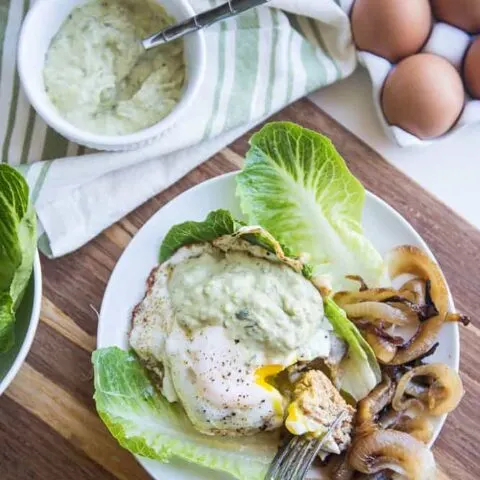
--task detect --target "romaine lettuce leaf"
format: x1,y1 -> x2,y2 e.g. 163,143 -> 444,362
0,293 -> 15,352
93,347 -> 278,480
159,209 -> 306,270
324,298 -> 381,401
160,209 -> 242,262
0,165 -> 37,352
236,122 -> 384,291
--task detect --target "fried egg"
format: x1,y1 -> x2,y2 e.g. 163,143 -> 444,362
130,240 -> 333,436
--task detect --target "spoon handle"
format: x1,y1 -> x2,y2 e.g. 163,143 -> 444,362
142,0 -> 270,49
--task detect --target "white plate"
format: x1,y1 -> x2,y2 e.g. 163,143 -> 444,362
98,172 -> 458,480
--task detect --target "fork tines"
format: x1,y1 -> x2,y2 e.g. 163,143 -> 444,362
264,411 -> 347,480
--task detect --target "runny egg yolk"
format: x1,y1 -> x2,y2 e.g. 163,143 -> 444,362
254,364 -> 286,417
285,402 -> 307,435
285,402 -> 325,438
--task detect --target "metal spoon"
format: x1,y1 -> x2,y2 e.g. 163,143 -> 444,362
143,0 -> 270,49
107,0 -> 270,107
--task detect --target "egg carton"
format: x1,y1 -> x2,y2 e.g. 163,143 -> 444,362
340,0 -> 480,147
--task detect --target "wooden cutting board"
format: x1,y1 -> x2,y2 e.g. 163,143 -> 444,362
1,98 -> 479,480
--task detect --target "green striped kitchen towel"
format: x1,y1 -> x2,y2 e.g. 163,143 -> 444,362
1,0 -> 357,257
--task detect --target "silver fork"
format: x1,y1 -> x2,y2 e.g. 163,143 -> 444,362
265,411 -> 347,480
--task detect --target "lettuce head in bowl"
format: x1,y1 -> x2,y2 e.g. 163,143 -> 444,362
0,164 -> 41,395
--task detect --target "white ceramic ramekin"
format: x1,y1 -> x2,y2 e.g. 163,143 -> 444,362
18,0 -> 206,151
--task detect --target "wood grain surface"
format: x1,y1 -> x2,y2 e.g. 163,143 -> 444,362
1,98 -> 479,479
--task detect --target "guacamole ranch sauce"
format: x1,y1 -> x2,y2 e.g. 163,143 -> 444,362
43,0 -> 185,135
168,248 -> 332,358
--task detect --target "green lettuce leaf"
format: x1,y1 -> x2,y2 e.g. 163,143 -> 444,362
159,209 -> 305,268
0,166 -> 28,293
159,209 -> 242,262
0,293 -> 15,352
236,122 -> 384,291
0,165 -> 37,352
93,347 -> 278,480
324,298 -> 381,401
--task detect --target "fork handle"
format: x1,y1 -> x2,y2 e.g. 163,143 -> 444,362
143,0 -> 270,49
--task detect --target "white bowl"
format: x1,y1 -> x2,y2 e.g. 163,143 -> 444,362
18,0 -> 206,151
0,251 -> 42,396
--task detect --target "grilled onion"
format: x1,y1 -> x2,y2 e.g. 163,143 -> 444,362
400,278 -> 426,304
345,274 -> 369,291
446,312 -> 471,325
343,302 -> 416,326
386,246 -> 448,310
348,429 -> 436,479
378,407 -> 403,429
361,327 -> 404,364
392,363 -> 464,415
356,375 -> 396,431
378,408 -> 433,443
398,279 -> 439,321
334,288 -> 411,307
385,246 -> 449,364
393,416 -> 434,443
327,245 -> 464,480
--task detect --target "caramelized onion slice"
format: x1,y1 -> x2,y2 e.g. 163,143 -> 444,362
386,246 -> 449,315
378,407 -> 404,429
398,279 -> 439,320
361,327 -> 404,364
386,246 -> 449,364
348,430 -> 436,479
400,278 -> 426,304
387,297 -> 437,323
393,363 -> 464,415
400,342 -> 439,369
378,407 -> 434,444
334,288 -> 406,307
446,312 -> 471,326
343,302 -> 415,326
357,375 -> 396,430
393,416 -> 434,444
345,274 -> 369,291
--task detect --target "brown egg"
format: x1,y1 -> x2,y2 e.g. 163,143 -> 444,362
431,0 -> 480,34
464,37 -> 480,99
382,54 -> 464,139
351,0 -> 432,63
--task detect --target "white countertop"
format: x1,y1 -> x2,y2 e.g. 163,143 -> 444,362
309,67 -> 480,230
